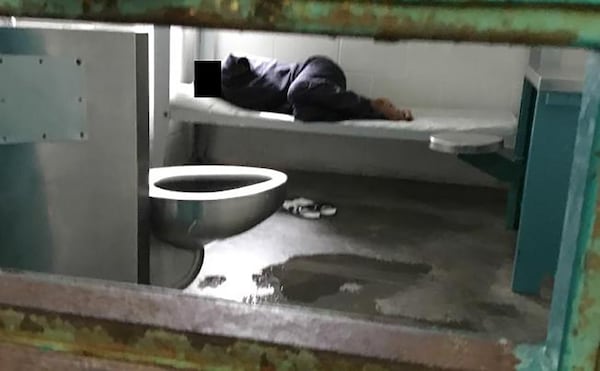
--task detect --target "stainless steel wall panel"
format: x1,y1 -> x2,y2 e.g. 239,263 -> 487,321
0,27 -> 149,283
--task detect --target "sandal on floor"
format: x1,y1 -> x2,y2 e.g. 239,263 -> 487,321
297,204 -> 322,219
282,198 -> 314,213
317,203 -> 337,217
283,198 -> 337,219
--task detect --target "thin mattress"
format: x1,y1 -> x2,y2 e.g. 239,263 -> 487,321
170,84 -> 517,143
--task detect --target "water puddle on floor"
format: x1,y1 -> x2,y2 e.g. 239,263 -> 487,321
197,253 -> 432,306
194,253 -> 541,336
198,275 -> 227,289
255,254 -> 432,303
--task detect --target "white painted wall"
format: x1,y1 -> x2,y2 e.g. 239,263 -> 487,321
159,26 -> 199,166
150,26 -> 170,167
537,47 -> 587,72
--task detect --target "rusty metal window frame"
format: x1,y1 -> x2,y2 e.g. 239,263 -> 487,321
0,1 -> 597,369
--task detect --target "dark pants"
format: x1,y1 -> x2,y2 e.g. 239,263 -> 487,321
287,56 -> 384,122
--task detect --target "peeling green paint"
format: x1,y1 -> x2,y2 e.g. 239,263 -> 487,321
0,307 -> 404,370
0,1 -> 596,370
556,52 -> 600,371
0,0 -> 599,46
515,344 -> 553,371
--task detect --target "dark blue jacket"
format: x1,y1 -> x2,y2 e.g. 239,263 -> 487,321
221,54 -> 384,121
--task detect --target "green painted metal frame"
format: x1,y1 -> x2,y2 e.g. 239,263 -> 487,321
458,151 -> 522,185
0,0 -> 599,46
507,79 -> 538,231
551,52 -> 600,371
516,51 -> 600,371
513,88 -> 582,295
0,272 -> 519,371
0,1 -> 597,370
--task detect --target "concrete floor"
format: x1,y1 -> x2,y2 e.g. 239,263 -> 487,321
186,171 -> 550,343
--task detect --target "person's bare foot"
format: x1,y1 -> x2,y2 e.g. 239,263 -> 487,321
371,98 -> 413,121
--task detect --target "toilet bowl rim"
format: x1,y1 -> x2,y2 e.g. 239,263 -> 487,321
149,165 -> 287,201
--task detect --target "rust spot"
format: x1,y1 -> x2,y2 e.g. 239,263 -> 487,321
19,315 -> 44,334
260,353 -> 277,371
367,1 -> 600,12
575,291 -> 595,331
0,282 -> 518,371
588,350 -> 599,368
593,210 -> 600,236
81,0 -> 118,15
0,305 -> 148,346
104,5 -> 271,32
87,320 -> 147,346
325,5 -> 374,27
579,292 -> 596,313
2,1 -> 589,47
584,250 -> 600,272
372,15 -> 576,45
254,0 -> 285,27
187,331 -> 237,350
82,0 -> 91,14
299,3 -> 579,45
378,27 -> 574,45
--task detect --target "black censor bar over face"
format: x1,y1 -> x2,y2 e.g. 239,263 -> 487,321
194,60 -> 222,98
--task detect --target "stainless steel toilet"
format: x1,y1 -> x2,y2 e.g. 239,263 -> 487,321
149,165 -> 287,288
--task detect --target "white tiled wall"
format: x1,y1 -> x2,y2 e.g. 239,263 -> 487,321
157,26 -> 198,167
539,47 -> 587,71
202,30 -> 531,113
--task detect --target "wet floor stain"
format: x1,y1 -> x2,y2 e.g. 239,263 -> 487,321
255,254 -> 432,304
198,275 -> 227,289
237,253 -> 483,332
339,282 -> 363,293
476,302 -> 520,318
241,274 -> 284,304
418,318 -> 479,332
385,313 -> 479,332
193,175 -> 549,342
195,251 -> 536,335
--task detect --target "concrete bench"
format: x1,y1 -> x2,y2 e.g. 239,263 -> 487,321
170,84 -> 517,144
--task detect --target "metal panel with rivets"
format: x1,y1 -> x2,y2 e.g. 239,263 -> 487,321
0,53 -> 86,144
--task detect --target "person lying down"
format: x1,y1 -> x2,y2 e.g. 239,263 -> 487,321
220,54 -> 413,122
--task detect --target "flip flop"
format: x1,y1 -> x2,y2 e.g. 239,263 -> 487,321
317,204 -> 337,217
297,205 -> 321,219
283,198 -> 337,219
282,197 -> 315,214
